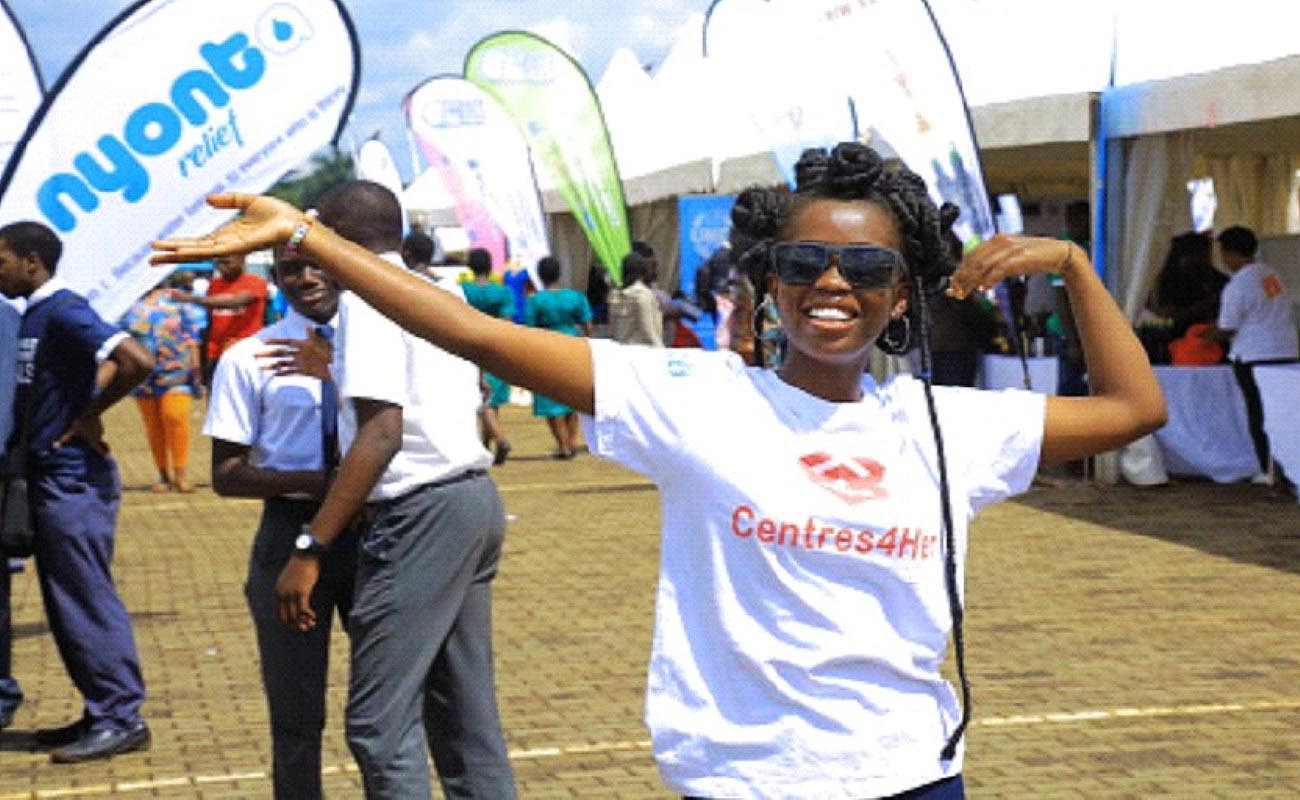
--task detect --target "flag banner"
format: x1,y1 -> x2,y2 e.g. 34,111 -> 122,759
677,193 -> 736,350
404,75 -> 549,282
702,0 -> 994,246
355,136 -> 409,234
0,0 -> 359,321
356,136 -> 403,201
703,1 -> 856,188
0,1 -> 43,175
464,31 -> 630,283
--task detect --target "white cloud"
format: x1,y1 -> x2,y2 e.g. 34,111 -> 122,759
404,30 -> 439,59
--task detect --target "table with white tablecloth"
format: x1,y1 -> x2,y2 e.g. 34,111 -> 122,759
978,354 -> 1059,394
1254,364 -> 1300,484
1152,366 -> 1258,482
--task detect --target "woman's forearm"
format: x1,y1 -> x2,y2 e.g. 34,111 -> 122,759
297,222 -> 596,413
1038,243 -> 1167,464
1063,244 -> 1162,417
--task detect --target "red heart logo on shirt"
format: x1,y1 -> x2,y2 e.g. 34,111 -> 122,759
799,452 -> 889,504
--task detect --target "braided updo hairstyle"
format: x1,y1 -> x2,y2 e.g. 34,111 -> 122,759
729,141 -> 962,358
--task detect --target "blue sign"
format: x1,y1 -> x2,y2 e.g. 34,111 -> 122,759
677,194 -> 735,350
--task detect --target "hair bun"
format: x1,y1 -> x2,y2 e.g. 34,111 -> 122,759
794,148 -> 830,192
824,142 -> 884,196
730,187 -> 785,240
730,187 -> 788,284
894,165 -> 931,196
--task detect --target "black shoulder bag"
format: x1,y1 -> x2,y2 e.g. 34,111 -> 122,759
1,358 -> 39,557
1,295 -> 68,556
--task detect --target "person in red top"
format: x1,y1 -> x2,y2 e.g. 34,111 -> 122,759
172,253 -> 267,381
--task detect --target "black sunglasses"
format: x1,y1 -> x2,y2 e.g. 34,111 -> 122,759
770,242 -> 904,289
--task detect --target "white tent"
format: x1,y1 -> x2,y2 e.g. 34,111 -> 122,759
1102,53 -> 1300,318
402,167 -> 458,227
596,47 -> 657,181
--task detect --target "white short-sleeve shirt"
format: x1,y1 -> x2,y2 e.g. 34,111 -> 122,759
581,340 -> 1045,800
1217,262 -> 1299,363
333,254 -> 491,500
203,309 -> 331,475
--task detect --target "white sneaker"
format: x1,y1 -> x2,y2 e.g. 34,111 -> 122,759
1250,472 -> 1275,486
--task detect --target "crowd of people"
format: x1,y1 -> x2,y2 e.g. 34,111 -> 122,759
10,136 -> 1296,797
144,143 -> 1159,798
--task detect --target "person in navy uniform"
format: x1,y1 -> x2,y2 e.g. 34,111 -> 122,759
0,298 -> 20,731
0,221 -> 154,763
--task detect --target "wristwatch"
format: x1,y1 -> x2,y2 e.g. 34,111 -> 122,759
293,526 -> 330,557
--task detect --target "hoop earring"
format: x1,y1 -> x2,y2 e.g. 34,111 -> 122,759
879,313 -> 912,354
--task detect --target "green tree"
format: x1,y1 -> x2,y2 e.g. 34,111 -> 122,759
267,146 -> 355,208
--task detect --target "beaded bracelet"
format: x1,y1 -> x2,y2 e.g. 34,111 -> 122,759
1056,241 -> 1074,275
284,210 -> 317,256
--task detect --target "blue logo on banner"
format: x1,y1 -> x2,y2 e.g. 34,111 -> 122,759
32,6 -> 313,233
258,4 -> 313,55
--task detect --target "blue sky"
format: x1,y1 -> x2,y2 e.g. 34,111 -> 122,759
6,0 -> 708,181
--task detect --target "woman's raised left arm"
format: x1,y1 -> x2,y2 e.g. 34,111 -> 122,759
952,236 -> 1166,465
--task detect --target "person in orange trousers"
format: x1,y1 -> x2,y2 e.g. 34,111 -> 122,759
121,279 -> 202,492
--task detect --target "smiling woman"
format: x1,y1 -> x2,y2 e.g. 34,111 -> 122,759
151,140 -> 1164,800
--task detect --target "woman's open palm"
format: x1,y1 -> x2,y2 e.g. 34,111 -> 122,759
151,193 -> 302,264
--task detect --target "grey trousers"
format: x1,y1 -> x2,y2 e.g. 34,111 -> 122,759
345,471 -> 516,800
245,497 -> 358,800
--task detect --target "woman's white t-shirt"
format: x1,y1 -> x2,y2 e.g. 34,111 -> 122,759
582,340 -> 1045,800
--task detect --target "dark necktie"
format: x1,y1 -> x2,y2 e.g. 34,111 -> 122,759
315,324 -> 339,472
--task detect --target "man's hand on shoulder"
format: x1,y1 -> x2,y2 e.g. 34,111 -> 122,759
258,327 -> 333,381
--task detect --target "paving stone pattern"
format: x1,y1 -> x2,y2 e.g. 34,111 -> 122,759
2,402 -> 1298,798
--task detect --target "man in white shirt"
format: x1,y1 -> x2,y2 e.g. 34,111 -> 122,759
272,181 -> 515,799
202,253 -> 355,798
1206,225 -> 1299,484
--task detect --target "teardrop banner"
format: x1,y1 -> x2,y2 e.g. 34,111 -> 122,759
703,0 -> 994,246
702,0 -> 858,189
464,31 -> 630,283
356,136 -> 403,201
355,135 -> 409,235
0,0 -> 44,174
403,75 -> 550,284
0,0 -> 360,320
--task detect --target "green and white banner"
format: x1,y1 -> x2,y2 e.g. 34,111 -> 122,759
465,31 -> 630,282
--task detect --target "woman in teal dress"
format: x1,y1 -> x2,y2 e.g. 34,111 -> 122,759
460,247 -> 516,464
524,256 -> 593,458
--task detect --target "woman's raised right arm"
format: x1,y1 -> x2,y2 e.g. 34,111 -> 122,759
154,193 -> 594,413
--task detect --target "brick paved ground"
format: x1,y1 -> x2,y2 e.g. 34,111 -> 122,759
2,401 -> 1299,798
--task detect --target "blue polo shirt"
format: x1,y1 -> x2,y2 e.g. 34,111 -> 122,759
10,279 -> 126,456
